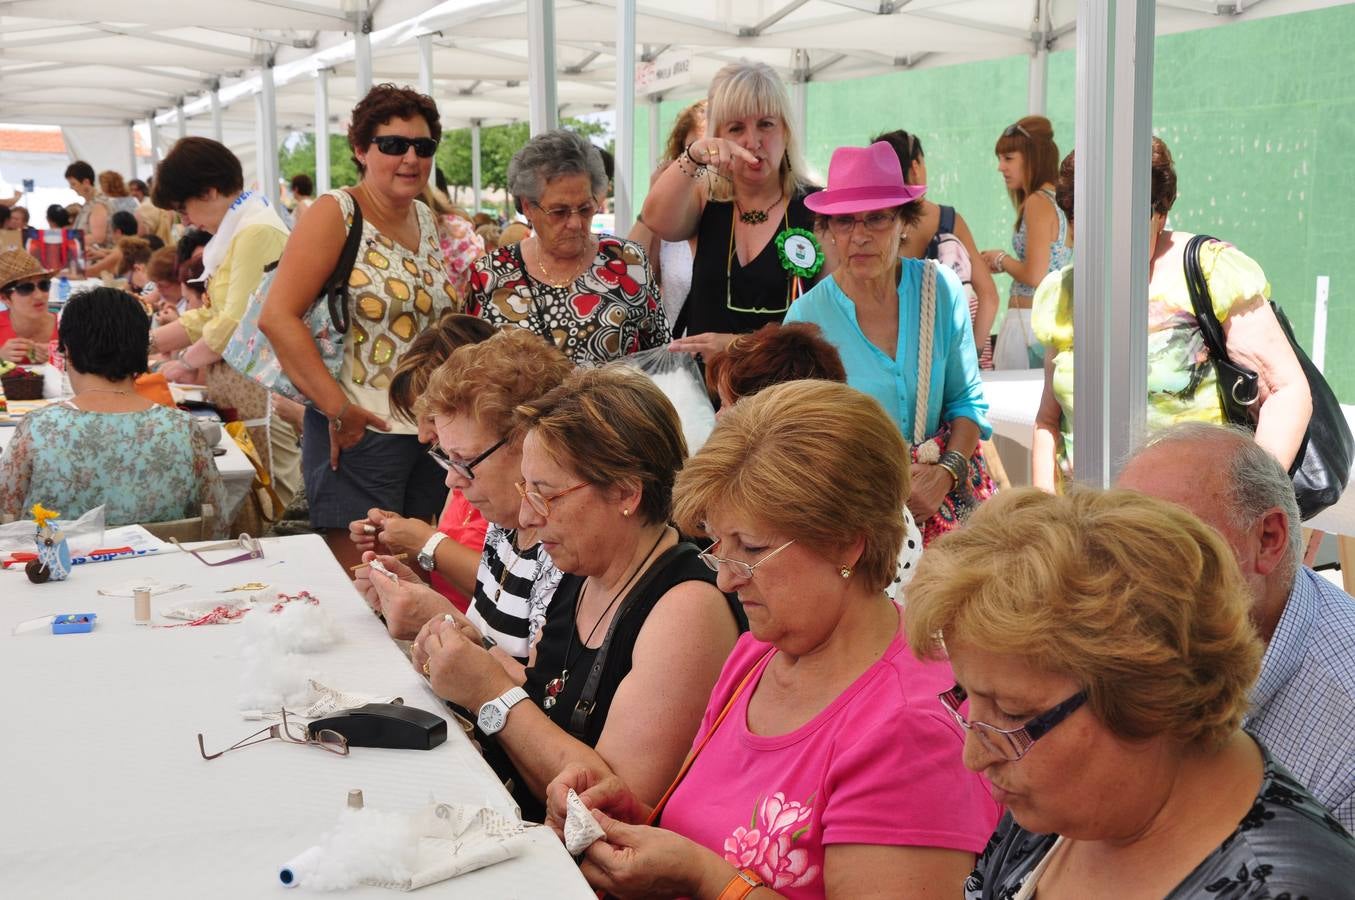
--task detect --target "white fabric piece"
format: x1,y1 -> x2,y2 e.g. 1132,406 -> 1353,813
280,801 -> 528,891
648,368 -> 716,454
243,679 -> 398,721
993,307 -> 1040,370
562,789 -> 605,856
199,191 -> 277,282
658,239 -> 695,326
161,597 -> 249,622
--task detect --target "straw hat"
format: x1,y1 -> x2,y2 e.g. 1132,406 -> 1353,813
803,141 -> 927,216
0,248 -> 57,292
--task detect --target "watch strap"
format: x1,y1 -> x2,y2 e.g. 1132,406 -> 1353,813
717,868 -> 765,900
479,686 -> 529,734
418,530 -> 449,570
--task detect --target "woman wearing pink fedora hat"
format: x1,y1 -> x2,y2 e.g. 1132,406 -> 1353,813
784,142 -> 995,545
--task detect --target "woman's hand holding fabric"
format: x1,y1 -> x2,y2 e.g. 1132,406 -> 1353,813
580,812 -> 733,900
421,617 -> 513,710
365,553 -> 449,641
377,513 -> 436,556
158,359 -> 194,384
354,550 -> 421,612
546,765 -> 652,839
907,463 -> 953,520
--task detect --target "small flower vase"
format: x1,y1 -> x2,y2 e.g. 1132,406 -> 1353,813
34,531 -> 72,582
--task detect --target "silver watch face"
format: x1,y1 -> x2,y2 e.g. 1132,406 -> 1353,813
478,703 -> 506,734
417,551 -> 434,571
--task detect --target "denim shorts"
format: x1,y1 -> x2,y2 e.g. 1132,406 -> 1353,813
302,406 -> 449,529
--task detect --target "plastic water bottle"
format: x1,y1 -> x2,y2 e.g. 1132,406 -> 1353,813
55,276 -> 70,303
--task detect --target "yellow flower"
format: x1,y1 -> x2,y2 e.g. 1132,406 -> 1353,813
30,503 -> 61,530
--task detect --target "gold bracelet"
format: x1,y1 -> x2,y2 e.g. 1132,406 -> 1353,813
329,400 -> 353,432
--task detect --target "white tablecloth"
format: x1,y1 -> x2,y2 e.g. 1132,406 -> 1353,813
0,406 -> 256,523
0,534 -> 592,898
980,371 -> 1355,536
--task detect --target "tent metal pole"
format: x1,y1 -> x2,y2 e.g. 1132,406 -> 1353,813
354,24 -> 373,97
315,68 -> 332,193
614,0 -> 637,234
791,49 -> 808,153
148,117 -> 162,164
418,33 -> 437,186
1072,0 -> 1154,487
209,85 -> 223,143
127,122 -> 139,179
527,0 -> 558,134
177,101 -> 188,140
260,61 -> 281,208
471,119 -> 483,214
1028,45 -> 1048,116
648,95 -> 660,174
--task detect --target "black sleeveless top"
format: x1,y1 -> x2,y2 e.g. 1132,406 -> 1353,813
683,189 -> 816,337
483,541 -> 742,822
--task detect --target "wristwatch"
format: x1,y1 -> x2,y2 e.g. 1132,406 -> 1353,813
417,531 -> 448,571
477,687 -> 529,735
717,868 -> 766,900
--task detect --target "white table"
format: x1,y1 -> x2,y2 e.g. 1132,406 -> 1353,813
0,534 -> 592,898
0,404 -> 257,523
980,370 -> 1355,588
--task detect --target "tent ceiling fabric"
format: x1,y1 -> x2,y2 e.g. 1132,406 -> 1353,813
2,0 -> 1345,133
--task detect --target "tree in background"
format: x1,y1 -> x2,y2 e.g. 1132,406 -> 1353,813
279,118 -> 611,214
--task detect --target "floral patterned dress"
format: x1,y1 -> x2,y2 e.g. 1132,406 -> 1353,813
435,213 -> 486,302
965,741 -> 1355,899
0,403 -> 227,532
466,236 -> 670,365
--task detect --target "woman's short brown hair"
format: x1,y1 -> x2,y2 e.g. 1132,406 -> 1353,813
99,170 -> 130,198
1151,136 -> 1177,218
348,83 -> 442,175
421,328 -> 571,438
673,380 -> 909,593
905,487 -> 1262,749
705,322 -> 846,401
146,247 -> 179,283
388,313 -> 497,424
515,366 -> 686,526
663,99 -> 708,164
151,137 -> 244,210
116,237 -> 152,274
995,115 -> 1061,229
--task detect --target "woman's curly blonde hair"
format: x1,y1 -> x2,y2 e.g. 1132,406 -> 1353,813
905,487 -> 1262,749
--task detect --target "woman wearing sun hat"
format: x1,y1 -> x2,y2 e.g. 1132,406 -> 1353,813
0,248 -> 59,365
783,142 -> 994,545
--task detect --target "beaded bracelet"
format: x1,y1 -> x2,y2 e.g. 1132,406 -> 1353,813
938,449 -> 970,488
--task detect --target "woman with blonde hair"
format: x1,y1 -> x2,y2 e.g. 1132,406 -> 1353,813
906,487 -> 1355,897
979,116 -> 1070,369
545,379 -> 997,899
99,170 -> 140,216
420,183 -> 485,302
643,62 -> 821,358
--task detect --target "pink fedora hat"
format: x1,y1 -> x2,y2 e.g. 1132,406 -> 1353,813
804,141 -> 926,215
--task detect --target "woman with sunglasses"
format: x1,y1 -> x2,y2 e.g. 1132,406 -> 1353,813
0,249 -> 58,364
467,129 -> 668,365
979,116 -> 1071,370
783,142 -> 993,545
543,380 -> 996,899
261,84 -> 461,571
905,487 -> 1355,898
0,287 -> 226,533
402,366 -> 741,825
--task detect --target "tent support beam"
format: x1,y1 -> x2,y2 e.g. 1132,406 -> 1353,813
471,119 -> 483,214
127,122 -> 139,179
259,61 -> 280,207
527,0 -> 559,134
614,0 -> 637,233
315,67 -> 331,193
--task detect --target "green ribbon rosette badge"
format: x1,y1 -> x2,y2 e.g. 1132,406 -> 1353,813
775,227 -> 824,279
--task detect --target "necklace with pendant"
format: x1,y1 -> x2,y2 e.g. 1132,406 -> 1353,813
543,527 -> 668,710
735,190 -> 783,225
535,243 -> 592,289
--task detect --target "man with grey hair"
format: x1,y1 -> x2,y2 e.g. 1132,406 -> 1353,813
1118,422 -> 1355,829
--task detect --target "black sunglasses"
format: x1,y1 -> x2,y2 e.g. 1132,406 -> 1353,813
4,279 -> 51,296
371,135 -> 439,158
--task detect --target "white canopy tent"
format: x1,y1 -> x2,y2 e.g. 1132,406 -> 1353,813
1,0 -> 1346,481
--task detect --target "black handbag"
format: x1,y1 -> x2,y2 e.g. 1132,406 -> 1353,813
1184,234 -> 1353,520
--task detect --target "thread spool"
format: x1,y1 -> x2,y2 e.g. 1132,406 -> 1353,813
347,789 -> 364,810
133,588 -> 151,625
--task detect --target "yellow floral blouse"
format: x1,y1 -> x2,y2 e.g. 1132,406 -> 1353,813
1032,237 -> 1270,474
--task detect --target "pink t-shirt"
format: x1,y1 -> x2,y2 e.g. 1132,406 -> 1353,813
430,490 -> 488,613
660,623 -> 999,897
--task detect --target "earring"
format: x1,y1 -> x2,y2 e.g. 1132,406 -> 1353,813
839,565 -> 852,579
622,509 -> 631,517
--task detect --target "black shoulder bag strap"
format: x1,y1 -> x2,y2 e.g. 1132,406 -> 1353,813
324,194 -> 365,336
567,542 -> 697,741
1183,234 -> 1260,423
924,205 -> 956,261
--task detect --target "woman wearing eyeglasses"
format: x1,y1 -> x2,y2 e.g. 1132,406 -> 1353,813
261,84 -> 461,571
905,487 -> 1355,898
0,249 -> 58,364
466,129 -> 669,366
978,116 -> 1071,370
406,366 -> 741,824
357,328 -> 571,658
783,142 -> 993,545
543,380 -> 996,899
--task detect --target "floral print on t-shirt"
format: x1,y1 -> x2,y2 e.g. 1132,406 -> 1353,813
724,792 -> 822,891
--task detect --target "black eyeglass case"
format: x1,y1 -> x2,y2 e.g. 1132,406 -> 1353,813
307,703 -> 447,751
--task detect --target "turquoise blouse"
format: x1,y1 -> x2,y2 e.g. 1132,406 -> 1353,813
784,259 -> 991,441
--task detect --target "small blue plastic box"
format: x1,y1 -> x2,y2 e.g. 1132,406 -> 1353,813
51,614 -> 97,634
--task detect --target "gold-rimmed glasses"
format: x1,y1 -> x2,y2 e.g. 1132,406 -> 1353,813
197,709 -> 349,760
697,538 -> 795,580
515,480 -> 588,518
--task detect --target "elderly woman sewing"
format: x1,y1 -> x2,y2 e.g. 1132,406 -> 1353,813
390,366 -> 741,824
467,129 -> 668,365
906,487 -> 1355,898
784,142 -> 993,544
545,379 -> 997,900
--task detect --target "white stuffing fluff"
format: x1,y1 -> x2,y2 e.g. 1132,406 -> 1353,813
237,644 -> 314,713
285,808 -> 419,890
242,591 -> 340,653
648,368 -> 716,454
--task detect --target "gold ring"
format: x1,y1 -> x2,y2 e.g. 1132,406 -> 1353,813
422,661 -> 431,676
